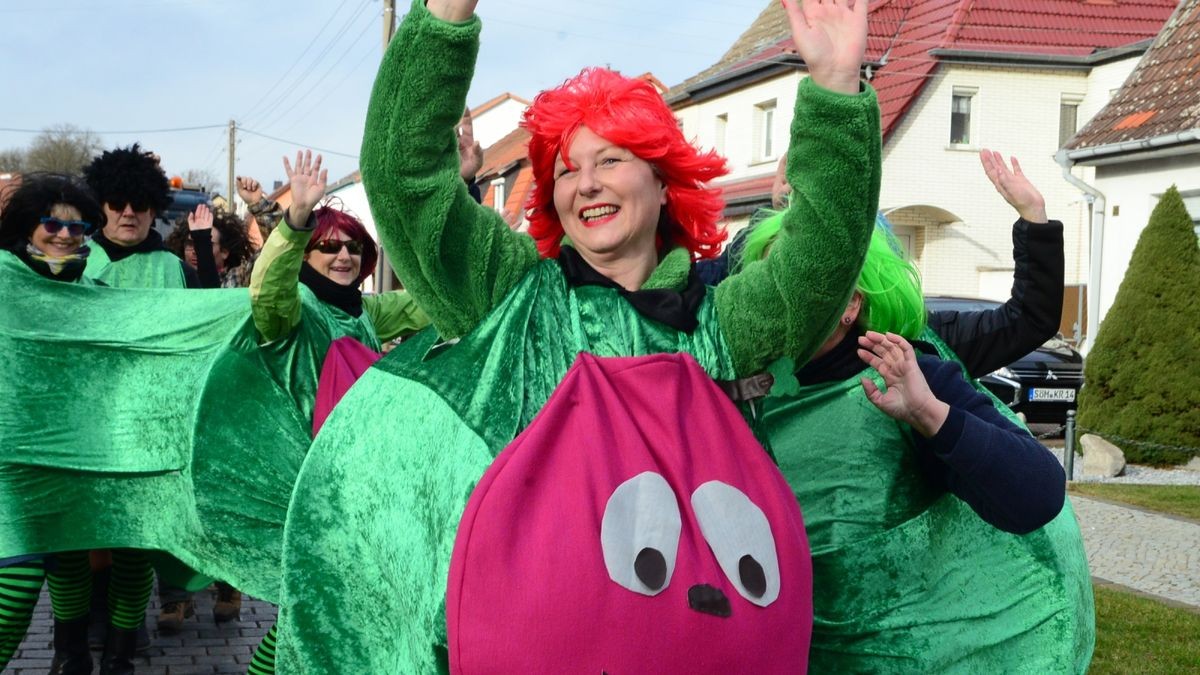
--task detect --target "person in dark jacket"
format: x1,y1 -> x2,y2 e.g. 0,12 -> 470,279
700,149 -> 1063,378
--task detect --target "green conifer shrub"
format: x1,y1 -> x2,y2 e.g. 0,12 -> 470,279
1077,186 -> 1200,465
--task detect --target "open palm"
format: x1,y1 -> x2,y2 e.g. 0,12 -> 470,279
782,0 -> 868,95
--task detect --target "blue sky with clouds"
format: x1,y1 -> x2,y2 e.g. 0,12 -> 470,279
0,0 -> 767,195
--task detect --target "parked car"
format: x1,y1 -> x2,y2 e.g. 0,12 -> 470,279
153,179 -> 212,239
924,296 -> 1084,425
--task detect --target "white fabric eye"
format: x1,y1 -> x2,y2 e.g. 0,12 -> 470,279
690,481 -> 781,607
601,472 -> 682,596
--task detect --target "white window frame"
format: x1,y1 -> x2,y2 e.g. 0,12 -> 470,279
948,86 -> 978,149
714,113 -> 728,156
754,100 -> 778,163
1059,94 -> 1084,148
491,178 -> 506,215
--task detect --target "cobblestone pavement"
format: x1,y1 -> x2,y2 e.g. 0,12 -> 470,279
7,483 -> 1197,672
3,583 -> 276,674
1071,494 -> 1200,609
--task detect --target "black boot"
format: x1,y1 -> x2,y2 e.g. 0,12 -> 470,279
98,624 -> 137,675
49,617 -> 93,675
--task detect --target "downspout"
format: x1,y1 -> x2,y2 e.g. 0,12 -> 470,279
1054,149 -> 1104,354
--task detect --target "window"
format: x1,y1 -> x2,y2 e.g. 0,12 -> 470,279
492,178 -> 506,215
754,100 -> 777,161
714,114 -> 728,155
1059,95 -> 1083,147
1182,191 -> 1200,245
950,89 -> 975,145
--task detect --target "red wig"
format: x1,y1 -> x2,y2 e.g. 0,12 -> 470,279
306,205 -> 379,285
522,68 -> 729,259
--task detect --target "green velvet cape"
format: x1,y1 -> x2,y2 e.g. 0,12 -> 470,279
757,332 -> 1094,672
0,250 -> 374,602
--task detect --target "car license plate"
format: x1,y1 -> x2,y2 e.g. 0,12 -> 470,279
1029,388 -> 1076,402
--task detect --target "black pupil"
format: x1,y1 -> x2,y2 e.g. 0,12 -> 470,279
739,554 -> 767,598
634,547 -> 667,590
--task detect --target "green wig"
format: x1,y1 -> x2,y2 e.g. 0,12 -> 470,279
734,210 -> 927,338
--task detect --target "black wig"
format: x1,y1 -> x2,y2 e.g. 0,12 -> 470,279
0,173 -> 103,251
82,143 -> 171,214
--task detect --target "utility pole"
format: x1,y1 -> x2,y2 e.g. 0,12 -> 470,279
227,119 -> 237,208
383,0 -> 396,47
377,0 -> 398,292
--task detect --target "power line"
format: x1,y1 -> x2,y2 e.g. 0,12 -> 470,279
251,12 -> 377,134
238,127 -> 358,160
238,0 -> 358,124
243,0 -> 374,128
0,124 -> 226,135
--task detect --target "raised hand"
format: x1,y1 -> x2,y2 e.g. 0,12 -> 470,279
458,108 -> 484,181
187,203 -> 213,232
857,331 -> 949,437
979,150 -> 1047,224
236,176 -> 265,206
781,0 -> 868,95
283,150 -> 328,226
427,0 -> 477,22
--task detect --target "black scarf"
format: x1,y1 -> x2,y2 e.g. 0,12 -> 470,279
796,328 -> 938,385
556,246 -> 705,333
91,228 -> 169,261
299,262 -> 363,317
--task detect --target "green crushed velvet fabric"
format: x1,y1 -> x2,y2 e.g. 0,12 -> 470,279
277,260 -> 739,673
758,343 -> 1094,673
0,250 -> 368,603
84,244 -> 188,289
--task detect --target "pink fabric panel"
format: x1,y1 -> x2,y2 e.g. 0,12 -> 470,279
313,337 -> 381,437
448,352 -> 812,674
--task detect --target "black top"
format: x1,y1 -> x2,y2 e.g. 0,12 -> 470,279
798,330 -> 1066,535
698,217 -> 1065,378
91,229 -> 202,289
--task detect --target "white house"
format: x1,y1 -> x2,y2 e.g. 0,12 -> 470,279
669,0 -> 1179,343
1059,0 -> 1200,343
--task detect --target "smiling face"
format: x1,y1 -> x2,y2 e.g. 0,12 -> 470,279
305,231 -> 362,286
552,126 -> 667,267
102,200 -> 154,247
28,204 -> 87,257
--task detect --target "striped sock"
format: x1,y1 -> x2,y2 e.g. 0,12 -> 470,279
0,560 -> 45,669
107,549 -> 153,630
247,623 -> 277,675
47,552 -> 91,622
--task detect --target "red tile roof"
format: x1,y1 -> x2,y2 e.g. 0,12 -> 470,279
673,0 -> 1178,140
470,92 -> 532,118
478,127 -> 534,225
1066,0 -> 1200,150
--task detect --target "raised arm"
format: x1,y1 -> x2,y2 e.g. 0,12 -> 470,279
926,151 -> 1064,377
249,151 -> 328,343
360,0 -> 538,340
187,204 -> 222,288
858,331 -> 1065,534
716,0 -> 880,375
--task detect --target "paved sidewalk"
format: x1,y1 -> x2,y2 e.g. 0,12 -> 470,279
6,495 -> 1196,673
1071,494 -> 1200,609
3,584 -> 276,675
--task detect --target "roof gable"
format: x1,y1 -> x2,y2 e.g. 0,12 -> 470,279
672,0 -> 1178,140
1066,0 -> 1200,151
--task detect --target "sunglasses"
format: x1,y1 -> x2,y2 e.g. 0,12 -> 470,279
39,216 -> 92,237
311,239 -> 364,255
105,200 -> 151,213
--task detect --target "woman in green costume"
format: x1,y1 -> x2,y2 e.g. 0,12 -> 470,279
277,0 -> 880,671
0,173 -> 152,674
740,215 -> 1094,672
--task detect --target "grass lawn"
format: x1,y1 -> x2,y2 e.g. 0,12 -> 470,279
1069,483 -> 1200,521
1091,583 -> 1200,673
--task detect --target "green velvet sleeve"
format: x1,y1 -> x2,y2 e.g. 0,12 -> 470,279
360,0 -> 540,340
249,220 -> 311,343
715,78 -> 882,376
363,290 -> 431,343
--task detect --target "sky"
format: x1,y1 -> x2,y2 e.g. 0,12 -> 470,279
0,0 -> 768,197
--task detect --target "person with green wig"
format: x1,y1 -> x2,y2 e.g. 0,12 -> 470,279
737,211 -> 1094,670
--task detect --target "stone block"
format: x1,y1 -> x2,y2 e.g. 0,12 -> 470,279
1081,434 -> 1126,478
